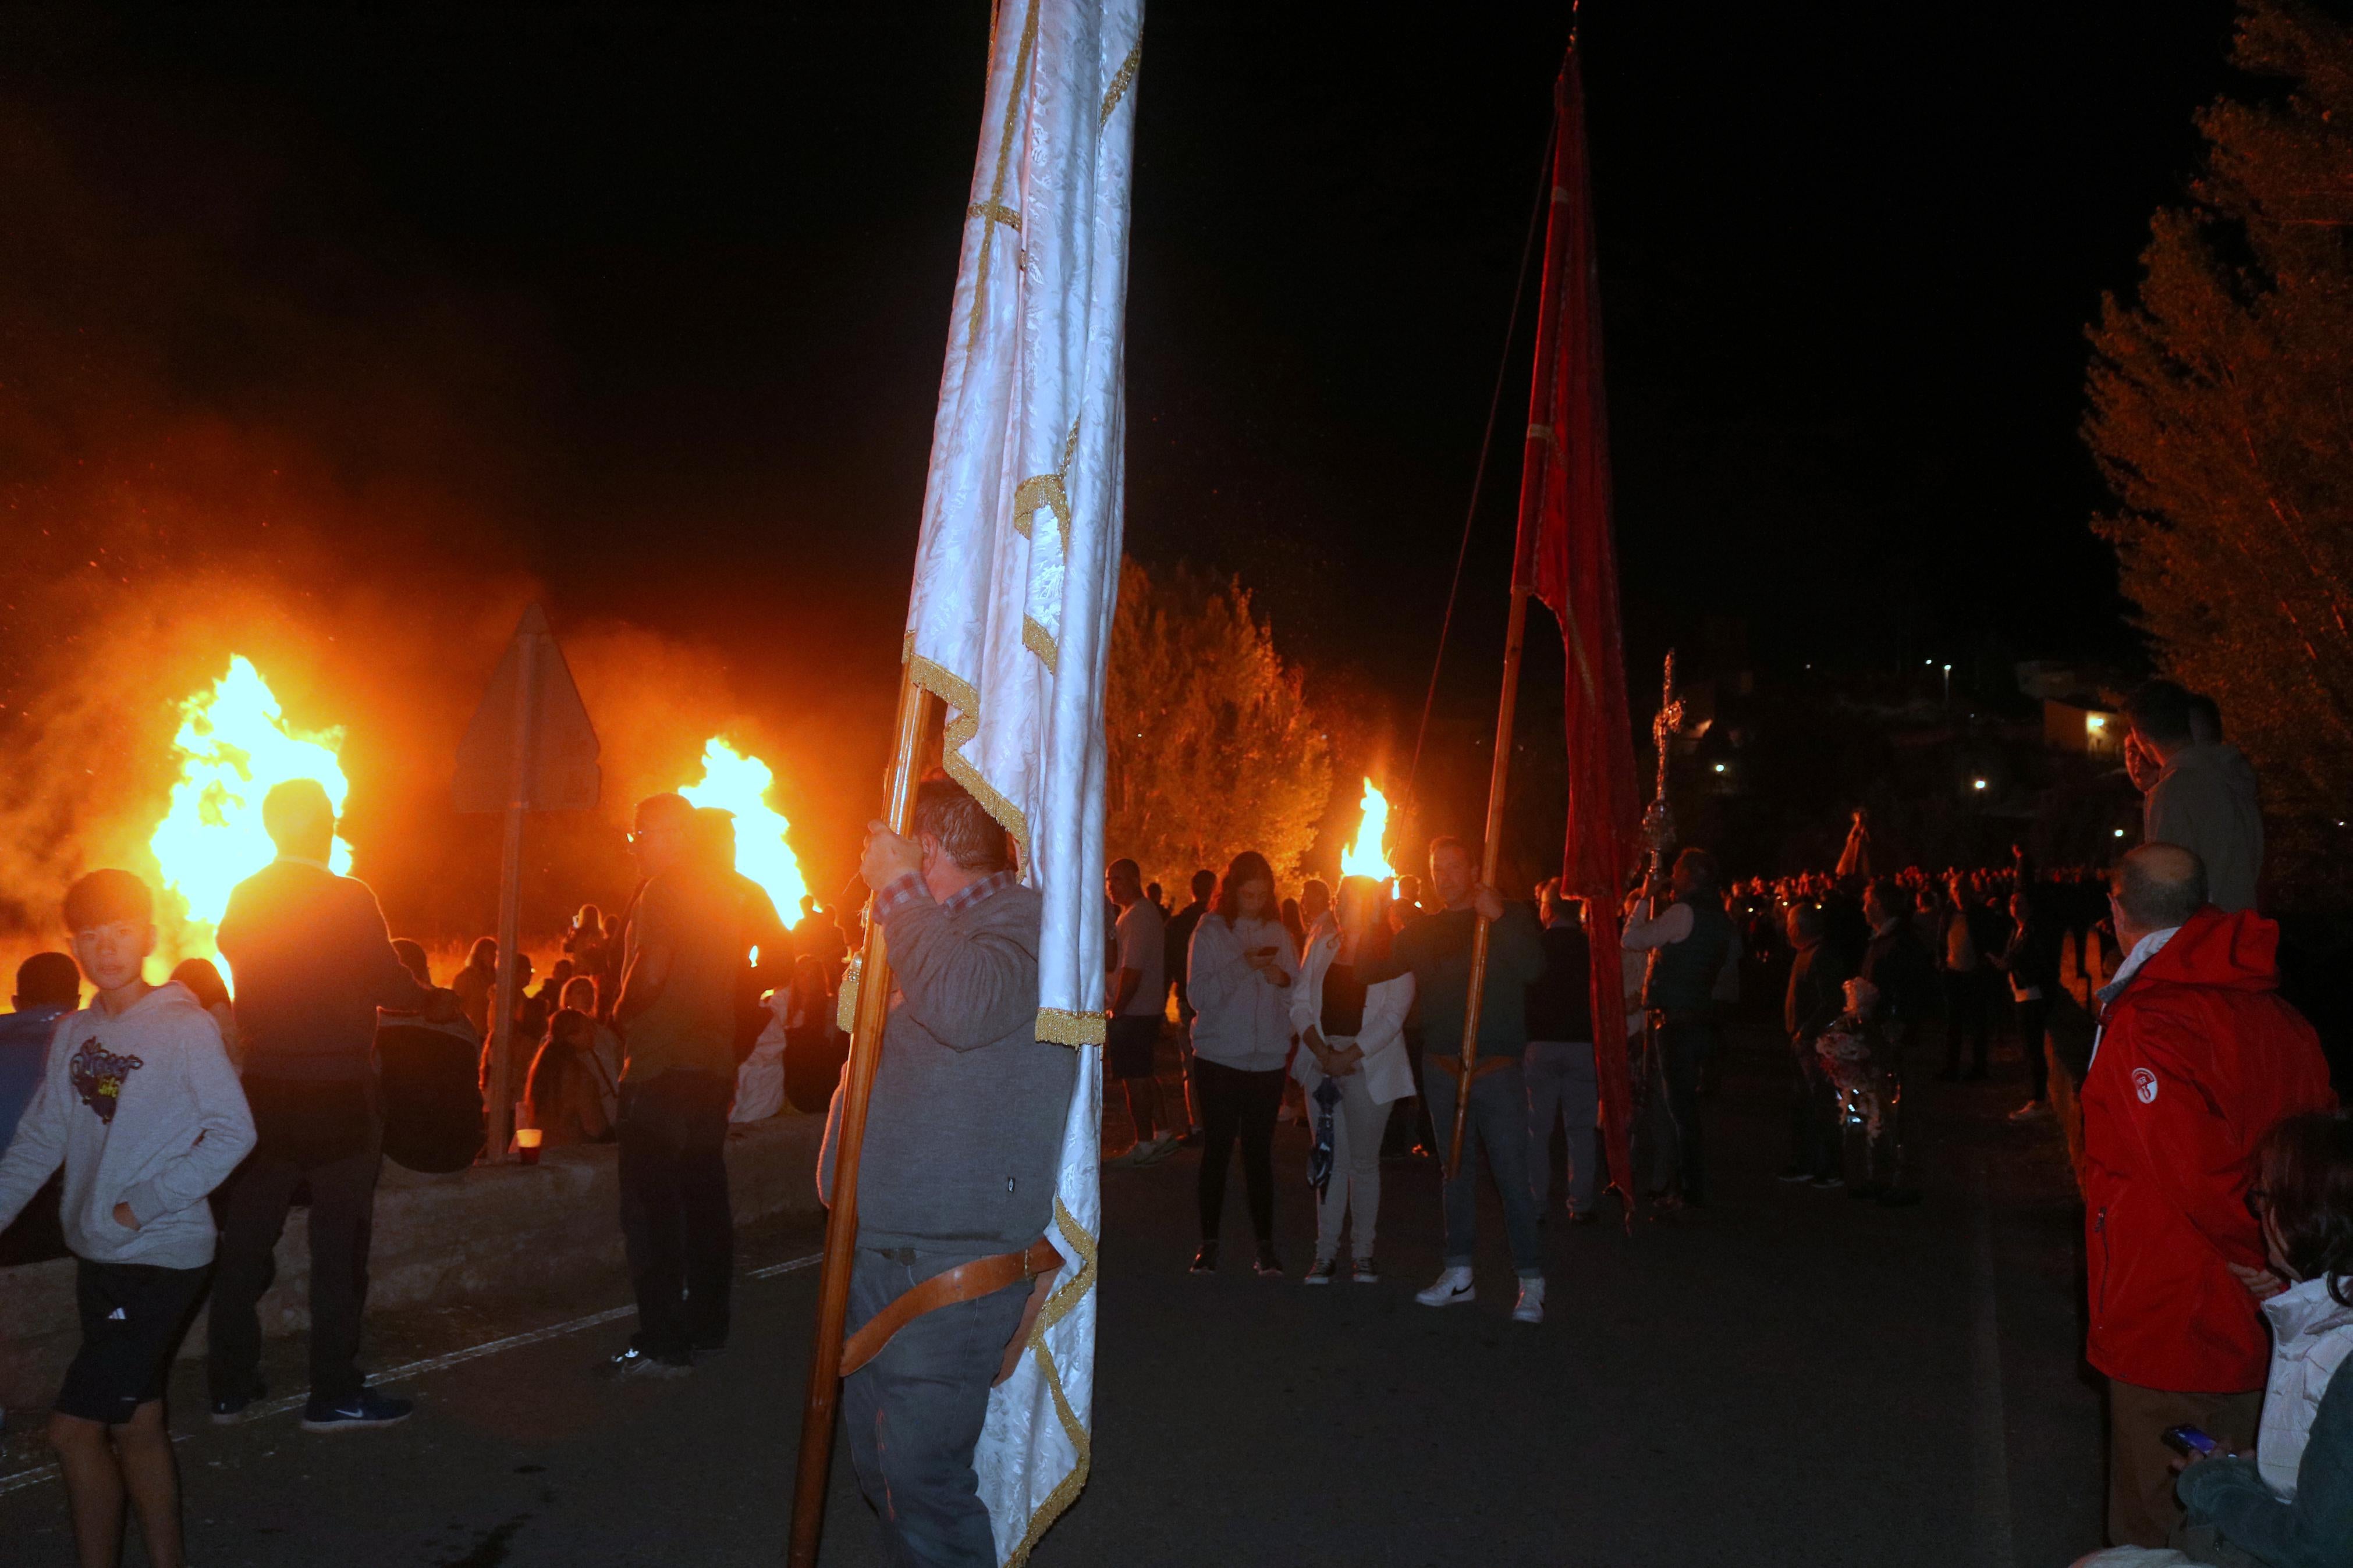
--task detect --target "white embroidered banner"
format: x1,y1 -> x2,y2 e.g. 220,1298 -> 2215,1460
900,0 -> 1141,1559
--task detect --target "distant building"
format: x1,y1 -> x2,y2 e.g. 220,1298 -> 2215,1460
2043,697 -> 2121,758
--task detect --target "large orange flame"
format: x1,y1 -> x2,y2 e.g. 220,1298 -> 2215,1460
148,656 -> 352,984
679,738 -> 809,928
1339,777 -> 1396,883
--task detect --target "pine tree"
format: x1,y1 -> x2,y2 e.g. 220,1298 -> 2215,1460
2085,0 -> 2353,900
1105,559 -> 1332,893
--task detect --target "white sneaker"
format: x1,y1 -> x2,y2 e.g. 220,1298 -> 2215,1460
1511,1277 -> 1546,1324
1415,1266 -> 1476,1307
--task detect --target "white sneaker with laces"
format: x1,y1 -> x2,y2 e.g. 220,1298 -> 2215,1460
1415,1265 -> 1475,1308
1511,1277 -> 1546,1324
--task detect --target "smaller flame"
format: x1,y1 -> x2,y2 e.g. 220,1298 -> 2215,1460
1339,778 -> 1396,883
148,656 -> 352,984
679,738 -> 810,927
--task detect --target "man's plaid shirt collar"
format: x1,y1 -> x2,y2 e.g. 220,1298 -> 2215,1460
874,867 -> 1020,925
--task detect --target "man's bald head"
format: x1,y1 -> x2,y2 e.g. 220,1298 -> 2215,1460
2111,843 -> 2207,940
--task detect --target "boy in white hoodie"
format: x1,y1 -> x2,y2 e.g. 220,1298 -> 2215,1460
0,869 -> 255,1568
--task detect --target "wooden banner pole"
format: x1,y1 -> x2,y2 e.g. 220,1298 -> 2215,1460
1447,580 -> 1535,1169
786,672 -> 935,1567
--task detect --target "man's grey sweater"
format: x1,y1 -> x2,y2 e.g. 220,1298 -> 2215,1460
2145,742 -> 2265,913
820,878 -> 1075,1253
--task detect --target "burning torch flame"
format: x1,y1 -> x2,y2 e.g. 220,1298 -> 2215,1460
148,656 -> 352,982
1339,778 -> 1396,883
679,738 -> 809,927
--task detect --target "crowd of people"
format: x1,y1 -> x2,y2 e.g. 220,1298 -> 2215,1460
0,677 -> 2342,1568
1084,677 -> 2346,1567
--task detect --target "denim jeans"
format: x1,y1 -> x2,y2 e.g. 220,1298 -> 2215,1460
842,1249 -> 1031,1567
1522,1041 -> 1599,1214
1421,1058 -> 1543,1275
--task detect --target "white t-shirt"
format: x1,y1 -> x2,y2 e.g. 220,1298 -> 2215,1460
1112,898 -> 1166,1017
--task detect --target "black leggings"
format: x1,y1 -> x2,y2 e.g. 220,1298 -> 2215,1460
1195,1057 -> 1284,1243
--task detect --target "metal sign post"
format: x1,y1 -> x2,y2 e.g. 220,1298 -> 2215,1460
453,603 -> 601,1163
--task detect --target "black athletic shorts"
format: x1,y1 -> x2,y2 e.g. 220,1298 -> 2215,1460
1105,1014 -> 1162,1080
55,1259 -> 210,1424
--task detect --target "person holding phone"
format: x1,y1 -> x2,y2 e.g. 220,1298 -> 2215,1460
2073,1111 -> 2353,1568
1184,850 -> 1300,1277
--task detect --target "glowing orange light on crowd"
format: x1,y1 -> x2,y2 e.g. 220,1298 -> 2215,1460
148,656 -> 353,984
679,738 -> 810,924
1339,777 -> 1397,883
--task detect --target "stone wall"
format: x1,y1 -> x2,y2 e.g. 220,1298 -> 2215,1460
0,1112 -> 824,1413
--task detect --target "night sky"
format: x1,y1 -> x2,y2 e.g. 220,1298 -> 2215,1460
0,2 -> 2245,898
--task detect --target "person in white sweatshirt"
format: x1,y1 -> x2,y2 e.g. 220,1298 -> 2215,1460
1291,875 -> 1415,1283
1186,849 -> 1301,1278
0,869 -> 255,1568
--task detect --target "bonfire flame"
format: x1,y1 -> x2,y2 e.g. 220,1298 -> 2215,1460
149,656 -> 352,983
1339,778 -> 1396,883
679,738 -> 809,930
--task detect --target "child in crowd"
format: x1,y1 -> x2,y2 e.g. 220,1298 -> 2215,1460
0,869 -> 255,1568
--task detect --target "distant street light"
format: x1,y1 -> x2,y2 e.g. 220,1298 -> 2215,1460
1971,778 -> 1988,791
1712,763 -> 1726,774
2114,827 -> 2127,838
1941,663 -> 1952,708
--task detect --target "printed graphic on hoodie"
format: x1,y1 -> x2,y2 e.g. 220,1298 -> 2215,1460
69,1040 -> 145,1125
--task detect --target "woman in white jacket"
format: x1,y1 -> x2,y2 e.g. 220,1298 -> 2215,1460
1292,875 -> 1415,1284
1186,850 -> 1301,1278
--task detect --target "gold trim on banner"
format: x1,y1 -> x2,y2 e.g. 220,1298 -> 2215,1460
1021,615 -> 1060,675
1098,44 -> 1141,129
835,956 -> 860,1034
1007,1196 -> 1099,1566
967,200 -> 1023,232
905,653 -> 1032,861
1034,1006 -> 1102,1046
1013,416 -> 1081,553
966,0 -> 1042,361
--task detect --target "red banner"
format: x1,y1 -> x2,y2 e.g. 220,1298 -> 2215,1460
1514,45 -> 1643,1210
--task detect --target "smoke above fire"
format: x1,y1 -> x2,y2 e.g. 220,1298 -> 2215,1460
0,87 -> 884,958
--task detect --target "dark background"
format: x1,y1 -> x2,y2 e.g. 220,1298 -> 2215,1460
0,2 -> 2242,900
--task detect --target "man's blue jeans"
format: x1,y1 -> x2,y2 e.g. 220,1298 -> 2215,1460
1524,1040 -> 1600,1215
1421,1058 -> 1543,1275
842,1247 -> 1031,1567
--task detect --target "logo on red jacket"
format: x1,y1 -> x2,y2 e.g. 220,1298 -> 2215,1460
2131,1067 -> 2159,1104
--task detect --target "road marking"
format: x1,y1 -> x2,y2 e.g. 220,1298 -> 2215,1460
0,1249 -> 824,1499
1969,1156 -> 2017,1568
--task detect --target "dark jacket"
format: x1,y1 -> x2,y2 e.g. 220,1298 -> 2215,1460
1999,915 -> 2063,997
1784,938 -> 1850,1046
218,859 -> 435,1082
1859,920 -> 1935,1025
1642,898 -> 1735,1016
1396,903 -> 1546,1060
1524,922 -> 1594,1043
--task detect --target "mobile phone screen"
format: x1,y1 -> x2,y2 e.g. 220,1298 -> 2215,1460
2161,1424 -> 2217,1459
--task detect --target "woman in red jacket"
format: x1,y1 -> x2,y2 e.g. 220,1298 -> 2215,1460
2079,844 -> 2337,1548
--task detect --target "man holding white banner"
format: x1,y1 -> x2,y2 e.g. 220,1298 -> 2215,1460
822,777 -> 1074,1566
794,0 -> 1143,1564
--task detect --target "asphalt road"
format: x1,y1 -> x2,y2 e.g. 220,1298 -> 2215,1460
0,1019 -> 2102,1567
